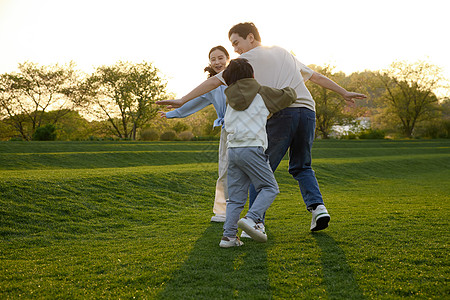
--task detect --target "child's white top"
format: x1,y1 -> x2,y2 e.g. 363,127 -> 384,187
216,45 -> 315,111
224,95 -> 269,150
224,78 -> 297,150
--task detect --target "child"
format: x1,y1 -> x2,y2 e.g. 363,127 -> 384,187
219,58 -> 297,248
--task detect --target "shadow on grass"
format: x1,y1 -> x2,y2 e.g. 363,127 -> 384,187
157,222 -> 271,299
312,232 -> 366,299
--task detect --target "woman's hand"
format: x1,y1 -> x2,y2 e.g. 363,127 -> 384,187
158,111 -> 167,118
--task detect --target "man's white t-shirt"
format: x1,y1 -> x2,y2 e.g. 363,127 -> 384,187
216,45 -> 316,111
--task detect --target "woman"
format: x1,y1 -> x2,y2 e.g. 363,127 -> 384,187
159,46 -> 230,223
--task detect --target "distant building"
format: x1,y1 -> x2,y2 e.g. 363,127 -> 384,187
330,117 -> 371,138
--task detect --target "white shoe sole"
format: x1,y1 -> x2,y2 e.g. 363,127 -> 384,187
237,218 -> 267,242
211,215 -> 226,222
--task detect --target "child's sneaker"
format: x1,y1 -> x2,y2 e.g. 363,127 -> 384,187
219,236 -> 243,248
240,230 -> 252,239
237,217 -> 267,242
241,222 -> 265,239
255,222 -> 266,234
310,204 -> 330,231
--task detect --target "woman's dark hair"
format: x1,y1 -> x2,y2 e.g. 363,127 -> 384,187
204,45 -> 230,78
222,58 -> 254,86
228,22 -> 261,42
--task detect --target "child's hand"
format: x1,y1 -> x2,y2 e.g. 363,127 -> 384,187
158,111 -> 167,118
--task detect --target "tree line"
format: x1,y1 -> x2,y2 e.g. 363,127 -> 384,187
0,60 -> 449,141
309,60 -> 449,139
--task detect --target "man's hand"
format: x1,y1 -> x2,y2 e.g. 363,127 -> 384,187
155,99 -> 185,109
310,72 -> 367,104
342,91 -> 367,103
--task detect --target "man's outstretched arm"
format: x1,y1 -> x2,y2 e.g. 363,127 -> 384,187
156,76 -> 222,108
309,71 -> 366,103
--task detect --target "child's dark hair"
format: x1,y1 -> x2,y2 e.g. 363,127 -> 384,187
203,45 -> 230,78
228,22 -> 261,42
222,58 -> 254,86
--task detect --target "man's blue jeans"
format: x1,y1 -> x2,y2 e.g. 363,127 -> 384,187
249,107 -> 324,211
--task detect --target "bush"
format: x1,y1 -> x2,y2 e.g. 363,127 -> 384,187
340,132 -> 357,140
358,129 -> 385,139
88,136 -> 103,141
140,128 -> 159,141
9,137 -> 24,141
32,124 -> 57,141
160,130 -> 177,141
178,131 -> 194,141
172,121 -> 189,133
416,120 -> 450,139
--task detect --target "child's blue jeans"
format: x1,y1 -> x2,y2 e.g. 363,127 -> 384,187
223,147 -> 279,237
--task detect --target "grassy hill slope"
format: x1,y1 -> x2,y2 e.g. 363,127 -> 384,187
1,140 -> 449,299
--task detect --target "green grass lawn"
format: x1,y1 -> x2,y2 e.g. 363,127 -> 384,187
1,140 -> 449,299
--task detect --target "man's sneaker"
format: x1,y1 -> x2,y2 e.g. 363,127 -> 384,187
237,217 -> 267,242
241,222 -> 265,239
219,236 -> 243,248
211,215 -> 226,222
310,205 -> 330,231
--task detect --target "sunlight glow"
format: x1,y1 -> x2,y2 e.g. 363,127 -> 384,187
0,0 -> 448,97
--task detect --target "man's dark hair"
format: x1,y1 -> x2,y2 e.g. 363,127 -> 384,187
222,58 -> 254,86
228,22 -> 261,42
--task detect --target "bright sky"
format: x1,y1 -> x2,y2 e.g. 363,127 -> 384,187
0,0 -> 448,97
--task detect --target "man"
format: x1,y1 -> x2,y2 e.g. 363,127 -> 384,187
157,22 -> 366,231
